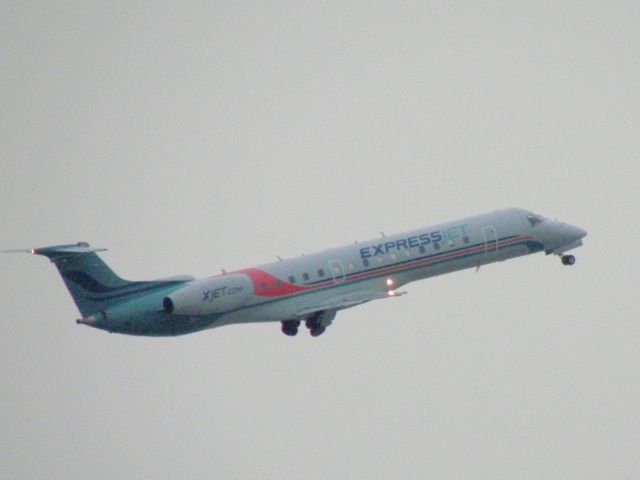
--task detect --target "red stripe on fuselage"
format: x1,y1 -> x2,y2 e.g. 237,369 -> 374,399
233,268 -> 313,297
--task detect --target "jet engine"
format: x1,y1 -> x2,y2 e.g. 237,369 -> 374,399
162,274 -> 253,315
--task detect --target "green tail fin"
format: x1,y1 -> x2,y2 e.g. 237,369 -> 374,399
33,242 -> 144,317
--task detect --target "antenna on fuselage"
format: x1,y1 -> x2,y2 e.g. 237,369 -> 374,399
380,231 -> 386,238
276,255 -> 282,261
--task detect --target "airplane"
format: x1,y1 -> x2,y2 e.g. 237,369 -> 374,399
10,208 -> 586,337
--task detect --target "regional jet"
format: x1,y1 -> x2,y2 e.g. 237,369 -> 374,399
11,208 -> 586,337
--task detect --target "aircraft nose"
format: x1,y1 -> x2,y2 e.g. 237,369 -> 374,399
567,224 -> 587,240
559,223 -> 587,243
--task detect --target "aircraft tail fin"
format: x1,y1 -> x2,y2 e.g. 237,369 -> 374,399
30,242 -> 142,317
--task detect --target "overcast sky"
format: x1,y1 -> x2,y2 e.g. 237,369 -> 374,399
2,2 -> 639,479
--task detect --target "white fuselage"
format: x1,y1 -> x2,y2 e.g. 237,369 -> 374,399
194,207 -> 585,331
65,207 -> 585,336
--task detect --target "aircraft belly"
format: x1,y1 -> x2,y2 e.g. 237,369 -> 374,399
216,281 -> 380,327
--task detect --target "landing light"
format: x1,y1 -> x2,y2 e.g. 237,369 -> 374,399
387,290 -> 396,296
386,278 -> 394,286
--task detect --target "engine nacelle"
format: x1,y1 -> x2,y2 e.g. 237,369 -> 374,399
162,274 -> 253,315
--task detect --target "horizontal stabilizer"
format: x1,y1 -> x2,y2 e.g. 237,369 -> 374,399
31,242 -> 107,256
2,242 -> 107,256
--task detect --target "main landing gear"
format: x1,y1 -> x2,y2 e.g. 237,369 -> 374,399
305,316 -> 326,337
281,320 -> 300,336
561,254 -> 576,266
281,311 -> 335,337
280,318 -> 324,337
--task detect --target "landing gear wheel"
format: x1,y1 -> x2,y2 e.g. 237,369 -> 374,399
310,326 -> 326,337
305,317 -> 320,330
281,326 -> 298,336
281,320 -> 300,336
305,311 -> 333,337
561,254 -> 576,266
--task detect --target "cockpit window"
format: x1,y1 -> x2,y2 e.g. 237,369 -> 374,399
527,213 -> 546,225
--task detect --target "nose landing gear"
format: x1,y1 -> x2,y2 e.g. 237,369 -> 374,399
561,254 -> 576,266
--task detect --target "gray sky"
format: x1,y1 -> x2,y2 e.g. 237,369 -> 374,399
2,2 -> 639,478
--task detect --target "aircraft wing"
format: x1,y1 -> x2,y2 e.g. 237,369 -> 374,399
295,288 -> 405,317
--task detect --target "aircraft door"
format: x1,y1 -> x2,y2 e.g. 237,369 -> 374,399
481,225 -> 499,263
329,260 -> 345,283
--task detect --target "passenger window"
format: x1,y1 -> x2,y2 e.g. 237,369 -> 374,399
419,246 -> 426,254
260,282 -> 268,290
463,235 -> 470,244
288,275 -> 296,283
362,259 -> 369,267
433,242 -> 440,250
275,279 -> 282,287
303,273 -> 309,281
317,269 -> 325,277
